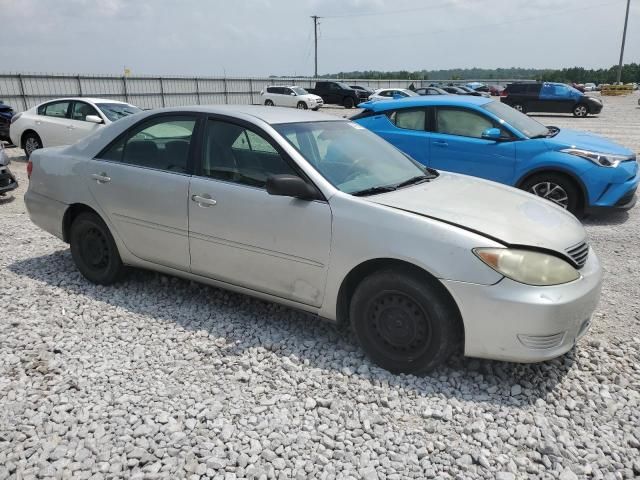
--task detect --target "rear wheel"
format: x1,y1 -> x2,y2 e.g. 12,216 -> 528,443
512,103 -> 526,114
297,101 -> 308,110
573,104 -> 589,117
350,270 -> 461,374
264,100 -> 274,106
69,212 -> 124,285
23,132 -> 42,159
343,97 -> 355,109
521,172 -> 581,215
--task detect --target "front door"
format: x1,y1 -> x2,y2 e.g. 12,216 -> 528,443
67,101 -> 103,144
189,118 -> 332,307
87,114 -> 198,271
429,106 -> 516,184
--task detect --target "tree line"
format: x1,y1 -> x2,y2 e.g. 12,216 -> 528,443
320,64 -> 640,84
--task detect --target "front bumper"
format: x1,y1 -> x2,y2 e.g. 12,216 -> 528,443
584,159 -> 639,210
0,165 -> 18,194
443,248 -> 602,362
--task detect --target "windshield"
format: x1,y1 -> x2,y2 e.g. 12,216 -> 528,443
292,87 -> 308,95
274,121 -> 432,195
97,103 -> 141,122
482,101 -> 549,138
403,90 -> 419,97
336,82 -> 352,90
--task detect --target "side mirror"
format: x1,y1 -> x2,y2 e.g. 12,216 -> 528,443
290,92 -> 296,96
86,115 -> 103,124
481,128 -> 502,141
266,175 -> 319,200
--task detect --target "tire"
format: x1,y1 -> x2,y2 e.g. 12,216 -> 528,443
573,104 -> 589,117
350,269 -> 461,374
343,97 -> 355,109
69,212 -> 124,285
264,100 -> 274,106
520,172 -> 581,215
296,101 -> 308,110
512,103 -> 526,114
23,132 -> 42,159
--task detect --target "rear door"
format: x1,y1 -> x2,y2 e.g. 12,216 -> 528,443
35,100 -> 72,147
68,101 -> 103,144
88,114 -> 198,271
428,106 -> 516,184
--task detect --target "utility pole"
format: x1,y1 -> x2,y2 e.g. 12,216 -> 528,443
311,15 -> 320,78
616,0 -> 631,84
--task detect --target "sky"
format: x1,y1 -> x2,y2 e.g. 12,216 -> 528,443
1,0 -> 638,77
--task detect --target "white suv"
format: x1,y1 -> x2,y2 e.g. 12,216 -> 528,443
261,86 -> 323,110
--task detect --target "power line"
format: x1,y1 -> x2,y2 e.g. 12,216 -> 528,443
321,1 -> 463,19
321,0 -> 620,41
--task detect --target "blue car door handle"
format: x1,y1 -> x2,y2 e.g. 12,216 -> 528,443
434,140 -> 448,147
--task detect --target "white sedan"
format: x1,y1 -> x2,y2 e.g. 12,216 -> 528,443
10,97 -> 141,158
368,88 -> 419,102
25,105 -> 602,373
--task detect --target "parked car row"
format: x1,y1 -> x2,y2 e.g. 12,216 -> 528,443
25,104 -> 609,374
10,88 -> 637,374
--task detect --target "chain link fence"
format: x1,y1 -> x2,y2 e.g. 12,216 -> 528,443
0,73 -> 521,112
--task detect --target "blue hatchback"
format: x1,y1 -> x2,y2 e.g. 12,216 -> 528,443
352,96 -> 638,215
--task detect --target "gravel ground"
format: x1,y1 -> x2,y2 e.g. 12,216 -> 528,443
1,93 -> 640,479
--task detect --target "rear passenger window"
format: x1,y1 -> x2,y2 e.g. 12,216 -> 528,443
98,115 -> 196,173
387,109 -> 426,131
40,101 -> 71,118
202,120 -> 296,188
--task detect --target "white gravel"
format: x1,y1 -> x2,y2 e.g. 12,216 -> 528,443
1,93 -> 640,479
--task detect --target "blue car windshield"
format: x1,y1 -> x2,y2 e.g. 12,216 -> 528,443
275,121 -> 433,195
482,101 -> 549,138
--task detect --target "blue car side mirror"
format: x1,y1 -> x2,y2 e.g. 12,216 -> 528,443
481,128 -> 502,141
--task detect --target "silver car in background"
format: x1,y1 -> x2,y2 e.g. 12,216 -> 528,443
25,106 -> 602,373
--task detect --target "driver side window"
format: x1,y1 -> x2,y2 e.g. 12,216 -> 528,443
98,115 -> 196,173
435,108 -> 494,139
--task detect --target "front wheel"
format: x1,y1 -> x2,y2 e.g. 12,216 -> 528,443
512,103 -> 526,114
264,100 -> 274,106
296,101 -> 308,110
350,270 -> 461,374
70,212 -> 124,285
521,173 -> 581,215
573,104 -> 589,117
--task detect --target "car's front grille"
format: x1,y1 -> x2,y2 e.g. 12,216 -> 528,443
566,241 -> 589,268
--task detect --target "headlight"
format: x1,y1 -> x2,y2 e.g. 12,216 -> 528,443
473,248 -> 580,286
560,148 -> 629,168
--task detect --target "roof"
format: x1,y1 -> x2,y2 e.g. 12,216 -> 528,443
145,104 -> 345,125
36,97 -> 132,105
359,95 -> 494,112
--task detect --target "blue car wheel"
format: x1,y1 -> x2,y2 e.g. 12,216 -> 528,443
520,172 -> 581,214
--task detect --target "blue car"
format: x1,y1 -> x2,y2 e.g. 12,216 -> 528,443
352,96 -> 638,215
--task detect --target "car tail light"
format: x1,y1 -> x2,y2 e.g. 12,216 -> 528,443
500,89 -> 507,97
10,113 -> 22,124
27,160 -> 33,179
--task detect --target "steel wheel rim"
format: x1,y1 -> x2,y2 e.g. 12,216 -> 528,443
528,182 -> 569,209
297,103 -> 306,109
25,137 -> 39,155
367,292 -> 431,361
80,226 -> 110,270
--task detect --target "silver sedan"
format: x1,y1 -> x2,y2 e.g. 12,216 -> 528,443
24,105 -> 602,373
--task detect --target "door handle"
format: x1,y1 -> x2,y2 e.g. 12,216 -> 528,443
91,173 -> 111,184
433,140 -> 448,147
191,194 -> 217,207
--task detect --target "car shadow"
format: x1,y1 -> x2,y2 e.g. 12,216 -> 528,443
8,249 -> 577,406
583,210 -> 630,226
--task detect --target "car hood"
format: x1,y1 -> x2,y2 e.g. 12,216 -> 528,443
548,128 -> 634,156
303,94 -> 323,101
367,173 -> 586,254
